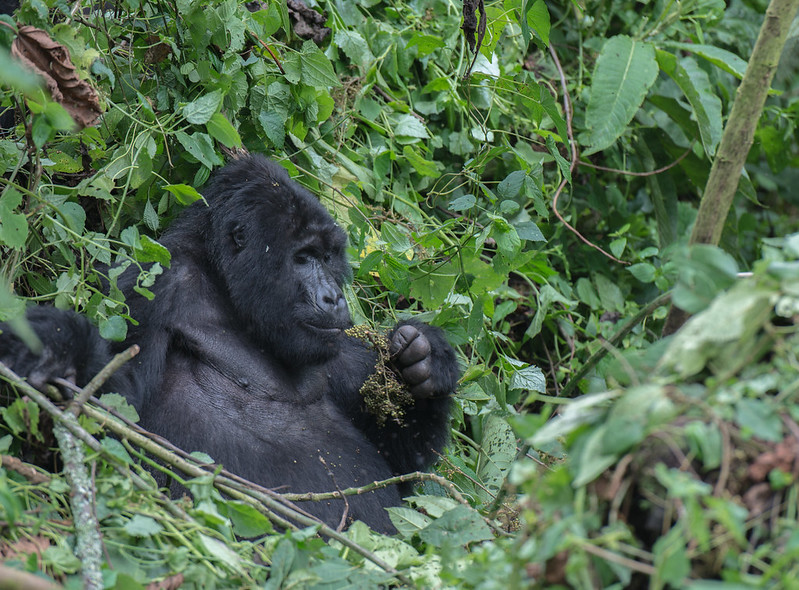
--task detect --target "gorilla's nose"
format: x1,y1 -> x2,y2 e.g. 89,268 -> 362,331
318,287 -> 347,316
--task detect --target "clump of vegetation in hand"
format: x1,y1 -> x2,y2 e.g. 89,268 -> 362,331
346,325 -> 413,426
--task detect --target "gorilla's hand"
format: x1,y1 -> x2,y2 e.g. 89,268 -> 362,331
389,324 -> 436,398
0,307 -> 111,392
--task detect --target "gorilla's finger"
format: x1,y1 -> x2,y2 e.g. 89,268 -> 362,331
401,358 -> 432,385
409,379 -> 436,399
396,333 -> 430,366
389,324 -> 420,357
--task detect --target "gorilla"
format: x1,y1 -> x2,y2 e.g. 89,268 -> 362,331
0,155 -> 459,532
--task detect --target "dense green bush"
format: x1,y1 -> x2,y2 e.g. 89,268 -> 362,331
0,0 -> 797,586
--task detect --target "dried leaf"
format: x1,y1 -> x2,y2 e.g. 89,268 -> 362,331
11,25 -> 102,128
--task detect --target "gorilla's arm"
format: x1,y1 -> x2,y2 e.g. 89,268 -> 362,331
327,320 -> 458,475
0,307 -> 128,393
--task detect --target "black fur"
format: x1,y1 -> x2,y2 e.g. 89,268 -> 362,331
0,155 -> 459,532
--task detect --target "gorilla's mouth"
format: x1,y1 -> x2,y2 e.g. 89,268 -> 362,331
301,322 -> 344,336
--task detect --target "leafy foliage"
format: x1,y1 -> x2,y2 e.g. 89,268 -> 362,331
0,0 -> 797,586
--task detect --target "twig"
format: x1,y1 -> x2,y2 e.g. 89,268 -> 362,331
579,145 -> 693,177
560,291 -> 672,397
246,30 -> 285,74
576,541 -> 656,576
548,44 -> 626,265
67,345 -> 139,415
0,564 -> 62,590
52,421 -> 103,590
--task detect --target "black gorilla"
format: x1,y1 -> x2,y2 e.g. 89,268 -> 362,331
0,155 -> 459,532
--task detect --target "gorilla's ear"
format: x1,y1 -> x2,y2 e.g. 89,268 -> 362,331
231,224 -> 246,251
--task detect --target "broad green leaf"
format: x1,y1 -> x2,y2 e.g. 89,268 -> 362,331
164,183 -> 203,205
298,40 -> 341,88
402,145 -> 439,177
628,262 -> 656,283
448,194 -> 476,211
406,32 -> 445,57
476,414 -> 517,496
123,514 -> 163,537
656,52 -> 723,157
583,36 -> 658,155
0,188 -> 27,249
258,110 -> 285,149
182,90 -> 223,125
334,30 -> 374,64
521,0 -> 550,45
509,364 -> 546,392
514,221 -> 546,242
206,112 -> 242,148
387,506 -> 432,537
735,399 -> 782,442
175,131 -> 222,168
227,502 -> 273,537
418,506 -> 493,546
99,315 -> 128,341
393,114 -> 429,143
497,170 -> 526,199
665,42 -> 748,79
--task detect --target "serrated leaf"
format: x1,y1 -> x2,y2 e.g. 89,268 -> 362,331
387,506 -> 432,537
656,51 -> 722,157
298,40 -> 340,88
182,90 -> 223,125
509,364 -> 546,392
99,315 -> 127,341
418,506 -> 493,546
259,110 -> 285,149
124,514 -> 163,537
521,0 -> 550,45
98,393 -> 139,423
334,30 -> 374,64
394,114 -> 429,142
583,36 -> 658,155
477,414 -> 517,496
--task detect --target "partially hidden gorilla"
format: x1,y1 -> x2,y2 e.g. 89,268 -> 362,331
0,155 -> 459,532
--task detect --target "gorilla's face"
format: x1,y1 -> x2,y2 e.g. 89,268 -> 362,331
207,160 -> 352,367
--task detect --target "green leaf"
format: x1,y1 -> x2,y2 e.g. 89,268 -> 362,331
387,506 -> 432,537
164,183 -> 203,205
101,436 -> 133,463
228,502 -> 273,537
509,364 -> 546,392
393,114 -> 429,143
656,52 -> 723,157
515,221 -> 546,242
628,262 -> 656,283
206,112 -> 242,148
418,506 -> 493,546
98,393 -> 140,423
735,399 -> 782,442
521,0 -> 550,45
402,145 -> 439,177
476,415 -> 517,496
497,170 -> 526,199
334,30 -> 375,64
448,194 -> 476,211
175,131 -> 222,169
123,514 -> 163,537
258,110 -> 285,149
665,42 -> 748,79
99,315 -> 128,341
406,32 -> 445,57
182,90 -> 223,125
297,40 -> 340,88
0,187 -> 28,249
583,36 -> 658,155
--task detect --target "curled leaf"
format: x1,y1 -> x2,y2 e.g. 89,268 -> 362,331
11,25 -> 103,128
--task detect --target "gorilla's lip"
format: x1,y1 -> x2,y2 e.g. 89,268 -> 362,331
301,322 -> 344,336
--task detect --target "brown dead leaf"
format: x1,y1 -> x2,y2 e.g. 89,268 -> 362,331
146,573 -> 185,590
11,25 -> 102,128
748,436 -> 799,482
0,535 -> 50,567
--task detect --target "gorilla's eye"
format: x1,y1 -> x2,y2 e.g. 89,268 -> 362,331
323,253 -> 332,263
231,226 -> 246,250
294,252 -> 311,265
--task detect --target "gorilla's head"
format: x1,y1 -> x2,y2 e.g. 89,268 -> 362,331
203,155 -> 352,367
